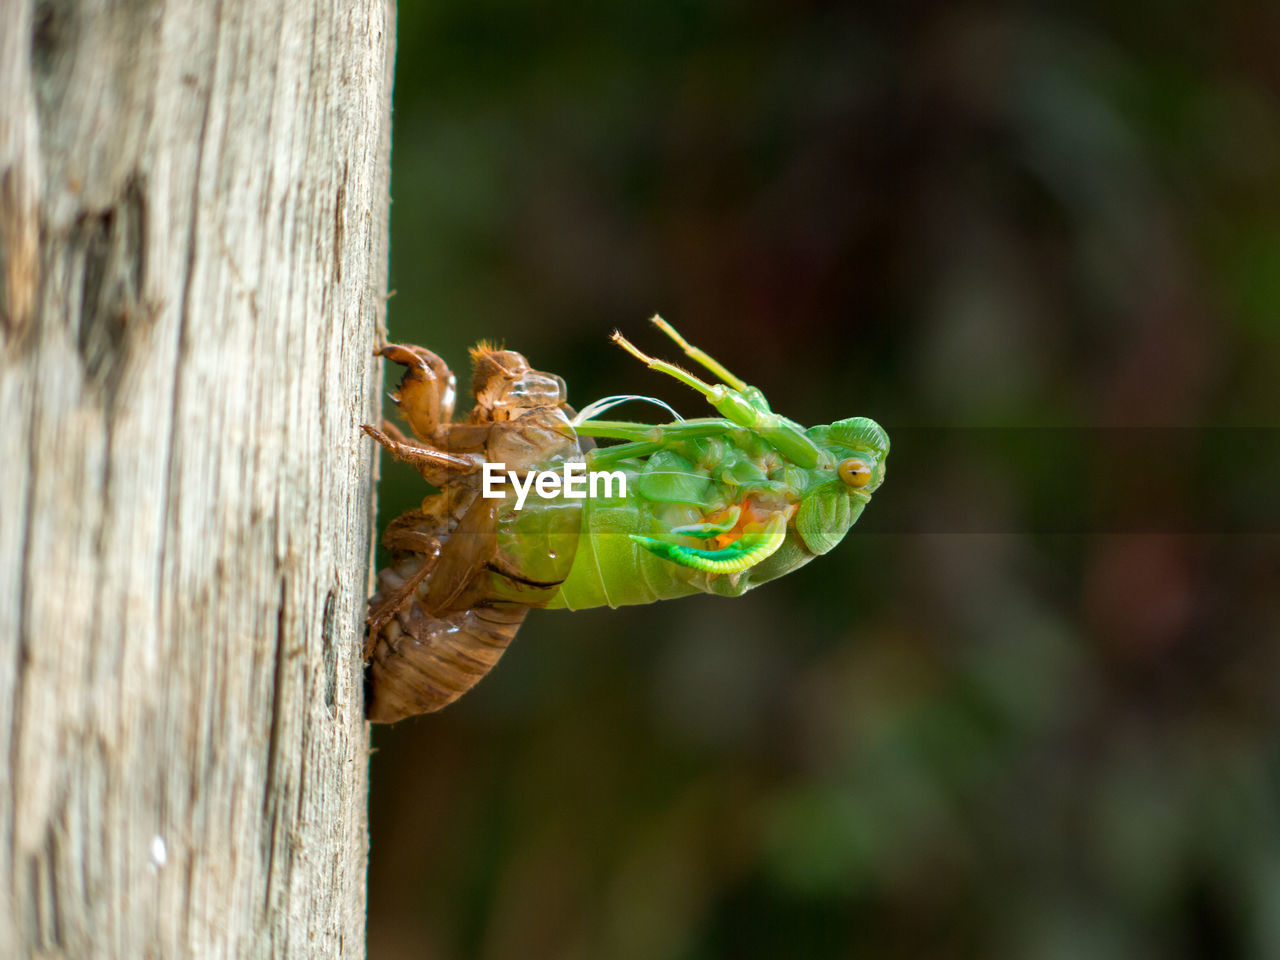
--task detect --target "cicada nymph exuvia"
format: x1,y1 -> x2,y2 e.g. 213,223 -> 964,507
362,317 -> 889,722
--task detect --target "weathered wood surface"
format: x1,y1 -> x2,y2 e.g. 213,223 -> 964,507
0,0 -> 393,955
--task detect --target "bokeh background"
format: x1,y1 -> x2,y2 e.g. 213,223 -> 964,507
368,2 -> 1280,958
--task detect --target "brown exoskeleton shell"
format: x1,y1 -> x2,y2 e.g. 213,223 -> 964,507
362,343 -> 585,722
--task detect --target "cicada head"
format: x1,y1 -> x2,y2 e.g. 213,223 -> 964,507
792,416 -> 890,555
470,343 -> 569,423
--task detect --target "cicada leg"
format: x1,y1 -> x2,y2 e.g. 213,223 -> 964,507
576,419 -> 746,469
365,504 -> 451,658
365,550 -> 437,660
376,343 -> 503,454
361,423 -> 484,487
375,419 -> 412,445
378,343 -> 457,442
572,418 -> 739,442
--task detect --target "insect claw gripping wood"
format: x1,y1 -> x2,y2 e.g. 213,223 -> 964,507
374,343 -> 457,440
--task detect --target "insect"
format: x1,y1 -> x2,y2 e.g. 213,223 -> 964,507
362,317 -> 889,722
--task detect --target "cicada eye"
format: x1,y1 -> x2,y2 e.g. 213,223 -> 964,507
838,458 -> 873,488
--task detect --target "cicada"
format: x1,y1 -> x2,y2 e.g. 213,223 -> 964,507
363,317 -> 889,722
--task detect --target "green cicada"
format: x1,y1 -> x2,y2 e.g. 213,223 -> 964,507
363,317 -> 888,722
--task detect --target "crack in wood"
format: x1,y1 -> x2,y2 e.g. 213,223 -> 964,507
73,173 -> 149,405
321,585 -> 339,717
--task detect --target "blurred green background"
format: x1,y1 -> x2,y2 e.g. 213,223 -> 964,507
368,2 -> 1280,958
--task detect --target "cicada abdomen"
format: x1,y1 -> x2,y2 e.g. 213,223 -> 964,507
362,344 -> 584,722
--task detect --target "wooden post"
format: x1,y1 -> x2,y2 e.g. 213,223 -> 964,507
0,0 -> 393,954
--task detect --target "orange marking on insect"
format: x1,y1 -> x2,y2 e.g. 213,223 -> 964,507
709,498 -> 790,549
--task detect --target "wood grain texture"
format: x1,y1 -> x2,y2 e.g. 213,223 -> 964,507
0,0 -> 393,955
